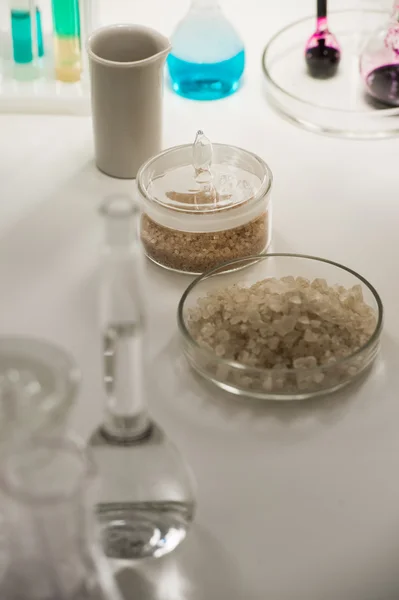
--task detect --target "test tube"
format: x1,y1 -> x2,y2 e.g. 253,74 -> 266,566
10,0 -> 44,65
79,0 -> 94,80
51,0 -> 81,82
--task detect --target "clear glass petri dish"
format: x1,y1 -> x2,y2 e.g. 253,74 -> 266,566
262,9 -> 399,139
177,254 -> 383,401
0,337 -> 80,448
136,143 -> 272,274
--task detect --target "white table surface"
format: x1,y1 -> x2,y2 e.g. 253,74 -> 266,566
1,0 -> 399,599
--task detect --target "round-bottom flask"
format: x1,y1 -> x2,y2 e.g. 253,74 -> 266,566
360,1 -> 399,106
90,196 -> 196,564
167,0 -> 245,100
91,424 -> 196,562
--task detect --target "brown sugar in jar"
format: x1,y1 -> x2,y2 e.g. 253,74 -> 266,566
141,211 -> 270,274
137,142 -> 273,275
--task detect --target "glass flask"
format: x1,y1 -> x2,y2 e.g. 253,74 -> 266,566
360,0 -> 399,106
0,337 -> 80,452
167,0 -> 245,100
89,195 -> 196,563
304,0 -> 341,79
0,435 -> 123,600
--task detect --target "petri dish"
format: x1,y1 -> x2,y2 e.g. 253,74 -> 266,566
178,254 -> 383,401
262,9 -> 399,138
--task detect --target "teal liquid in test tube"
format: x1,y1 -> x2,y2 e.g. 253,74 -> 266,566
51,0 -> 81,82
10,0 -> 44,64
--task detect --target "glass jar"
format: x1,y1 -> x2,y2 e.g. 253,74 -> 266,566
137,143 -> 273,274
0,336 -> 80,452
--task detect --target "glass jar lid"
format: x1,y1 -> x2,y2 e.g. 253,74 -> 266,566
137,131 -> 273,232
0,337 -> 80,449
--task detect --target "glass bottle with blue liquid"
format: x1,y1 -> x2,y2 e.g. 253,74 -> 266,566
167,0 -> 245,101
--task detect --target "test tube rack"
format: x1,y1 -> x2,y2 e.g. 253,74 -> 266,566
0,0 -> 96,114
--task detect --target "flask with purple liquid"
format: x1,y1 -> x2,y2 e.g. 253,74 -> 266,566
305,0 -> 341,79
360,0 -> 399,106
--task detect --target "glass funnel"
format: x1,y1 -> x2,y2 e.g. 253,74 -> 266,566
0,337 -> 80,452
167,0 -> 245,100
0,435 -> 123,600
360,0 -> 399,106
89,195 -> 196,563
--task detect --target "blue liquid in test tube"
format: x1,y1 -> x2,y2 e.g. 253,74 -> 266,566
10,0 -> 44,64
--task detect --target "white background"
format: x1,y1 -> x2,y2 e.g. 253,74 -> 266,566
1,0 -> 399,599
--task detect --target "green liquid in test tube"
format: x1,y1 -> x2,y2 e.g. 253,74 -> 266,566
51,0 -> 81,82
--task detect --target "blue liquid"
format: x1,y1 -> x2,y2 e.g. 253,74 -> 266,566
167,50 -> 245,101
11,9 -> 44,64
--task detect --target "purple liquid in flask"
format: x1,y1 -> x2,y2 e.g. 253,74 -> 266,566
366,65 -> 399,106
361,0 -> 399,106
305,0 -> 341,79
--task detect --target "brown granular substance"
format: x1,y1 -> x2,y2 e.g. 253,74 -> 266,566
141,211 -> 269,274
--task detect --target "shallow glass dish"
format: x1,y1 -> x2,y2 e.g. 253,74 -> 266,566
262,9 -> 399,139
177,254 -> 383,401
